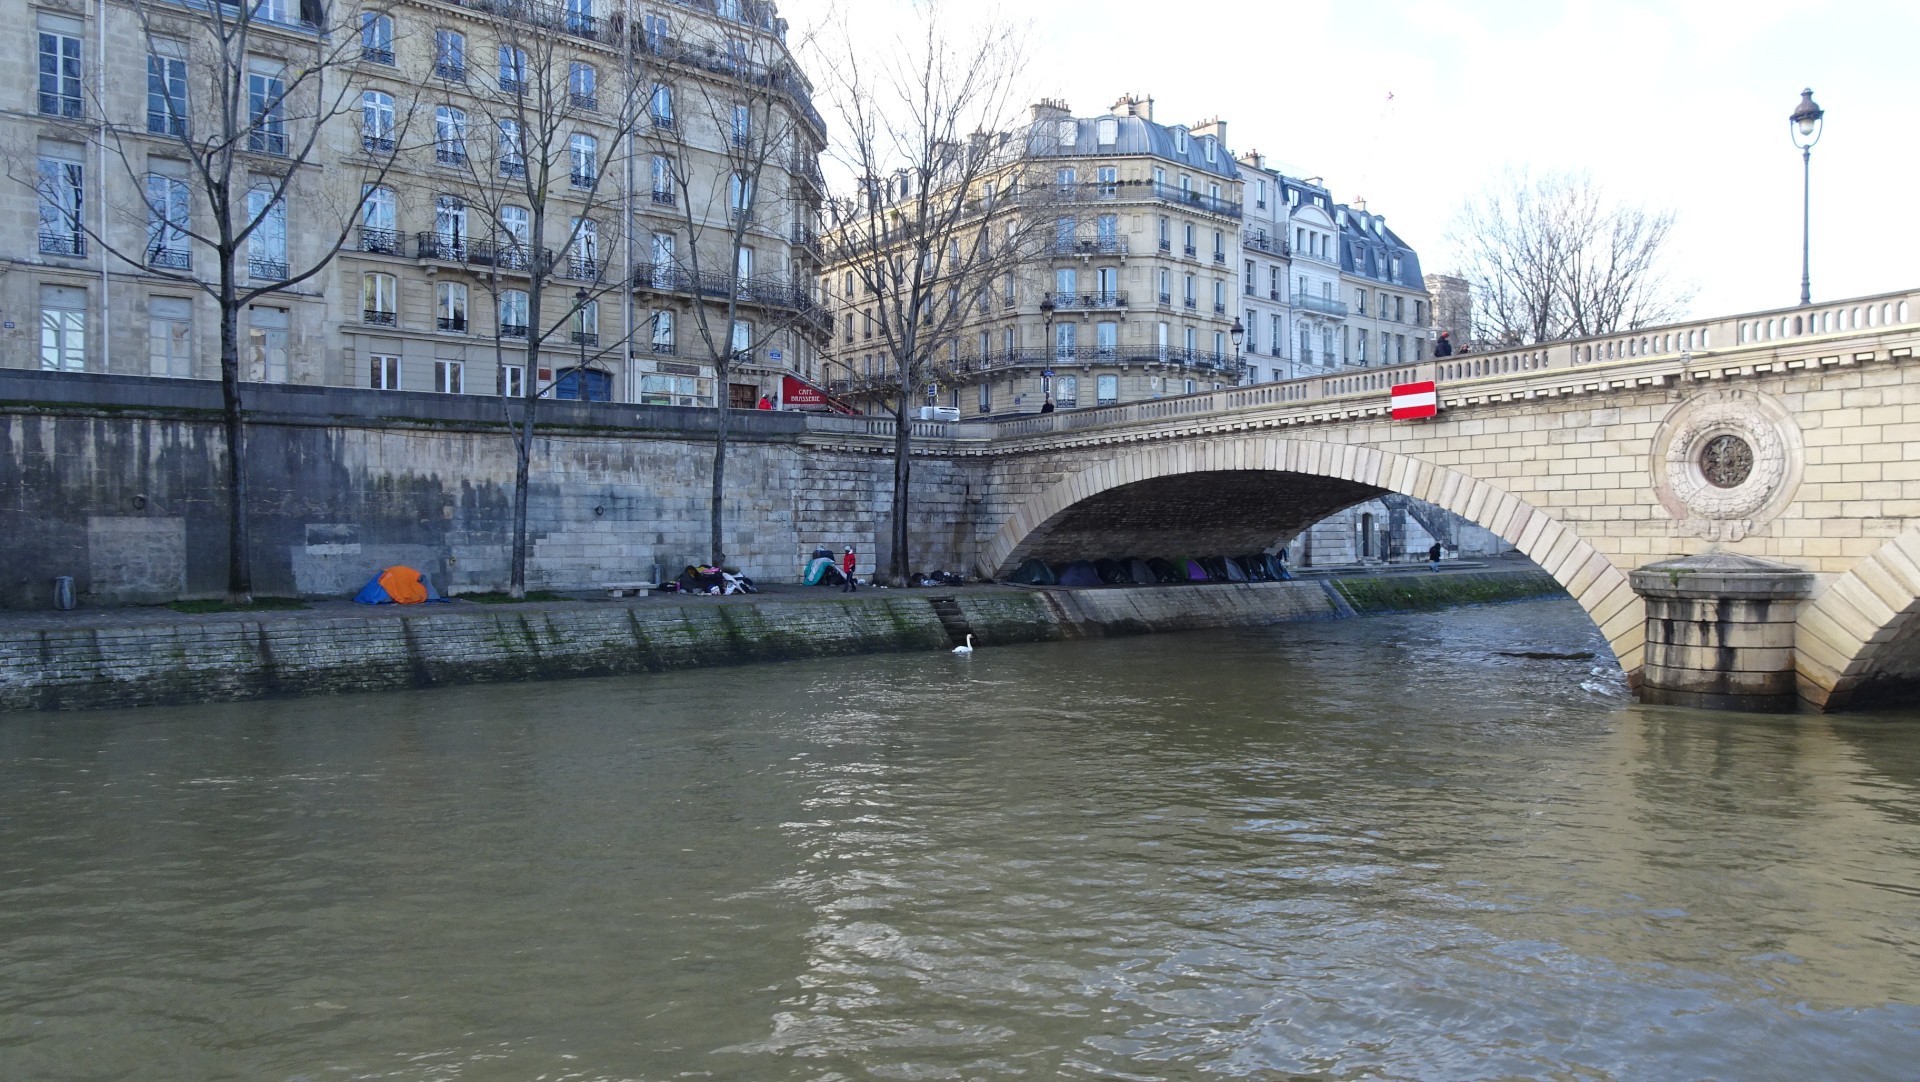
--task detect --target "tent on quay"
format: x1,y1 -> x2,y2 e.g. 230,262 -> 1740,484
1010,558 -> 1057,585
1221,556 -> 1250,582
1094,558 -> 1131,584
1184,558 -> 1210,581
1145,557 -> 1183,583
352,565 -> 446,605
1127,557 -> 1159,585
1057,560 -> 1102,587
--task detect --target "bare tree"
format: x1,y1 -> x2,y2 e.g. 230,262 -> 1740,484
15,0 -> 413,602
1449,169 -> 1692,347
815,2 -> 1044,585
434,2 -> 646,597
642,25 -> 824,568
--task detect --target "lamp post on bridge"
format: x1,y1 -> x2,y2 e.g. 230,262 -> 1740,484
1039,296 -> 1056,402
1230,317 -> 1245,384
1789,88 -> 1825,307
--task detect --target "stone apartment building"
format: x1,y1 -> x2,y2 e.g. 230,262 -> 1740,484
1337,199 -> 1429,369
6,0 -> 826,408
823,95 -> 1249,417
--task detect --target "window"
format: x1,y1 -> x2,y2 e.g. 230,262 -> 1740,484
646,155 -> 675,205
564,0 -> 594,35
1355,289 -> 1367,316
1379,291 -> 1391,320
1208,182 -> 1221,204
1323,327 -> 1335,365
36,153 -> 84,257
1096,374 -> 1119,406
147,51 -> 187,135
38,18 -> 82,118
1255,179 -> 1267,209
1182,273 -> 1195,307
246,187 -> 286,279
1212,229 -> 1224,260
144,172 -> 190,270
497,119 -> 524,177
1183,223 -> 1195,257
1356,328 -> 1369,363
1055,266 -> 1077,297
1157,268 -> 1171,304
434,29 -> 466,80
572,301 -> 599,347
1057,120 -> 1077,148
1271,315 -> 1282,357
1203,136 -> 1216,163
1395,295 -> 1406,322
1096,214 -> 1118,248
247,306 -> 289,383
734,244 -> 753,279
842,313 -> 853,342
1158,215 -> 1171,251
247,64 -> 286,155
1097,166 -> 1117,196
728,172 -> 753,217
361,13 -> 394,64
730,318 -> 752,359
570,62 -> 598,110
1184,326 -> 1198,355
1055,374 -> 1077,408
362,273 -> 396,325
1213,330 -> 1226,358
648,232 -> 675,287
41,285 -> 87,371
498,45 -> 526,93
435,105 -> 467,165
1172,128 -> 1188,154
370,353 -> 400,389
1053,321 -> 1075,358
569,134 -> 597,187
434,359 -> 464,394
431,194 -> 469,258
500,364 -> 525,398
1096,321 -> 1117,357
650,84 -> 674,127
650,309 -> 675,353
149,297 -> 192,377
499,290 -> 528,336
642,12 -> 670,51
571,218 -> 601,279
1003,274 -> 1016,306
1095,266 -> 1117,298
1245,309 -> 1259,350
978,381 -> 990,413
1096,117 -> 1118,146
731,103 -> 750,146
362,90 -> 396,152
1056,166 -> 1076,191
436,282 -> 467,331
360,185 -> 397,252
499,204 -> 529,249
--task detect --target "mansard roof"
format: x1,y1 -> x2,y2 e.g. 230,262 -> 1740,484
1024,114 -> 1241,180
1335,204 -> 1424,287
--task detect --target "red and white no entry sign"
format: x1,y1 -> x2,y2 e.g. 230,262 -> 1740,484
1390,380 -> 1437,420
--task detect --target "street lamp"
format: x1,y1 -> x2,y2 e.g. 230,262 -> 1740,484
1038,296 -> 1056,400
574,287 -> 590,388
1789,88 -> 1824,307
1230,317 -> 1245,381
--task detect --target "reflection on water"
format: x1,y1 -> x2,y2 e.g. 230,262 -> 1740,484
2,599 -> 1918,1081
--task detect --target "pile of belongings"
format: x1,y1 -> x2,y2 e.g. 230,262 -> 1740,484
911,569 -> 968,587
352,565 -> 450,604
677,564 -> 757,595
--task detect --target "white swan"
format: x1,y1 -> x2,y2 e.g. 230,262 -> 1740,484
952,634 -> 974,655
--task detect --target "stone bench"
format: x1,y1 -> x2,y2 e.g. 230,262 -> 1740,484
603,582 -> 657,598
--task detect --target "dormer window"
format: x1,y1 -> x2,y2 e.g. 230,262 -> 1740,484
1202,137 -> 1216,163
1058,119 -> 1077,147
1172,128 -> 1188,153
1096,117 -> 1117,145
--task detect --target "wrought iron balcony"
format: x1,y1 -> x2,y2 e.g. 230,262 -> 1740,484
1243,230 -> 1288,256
1158,239 -> 1171,252
572,330 -> 599,347
570,91 -> 598,111
1044,291 -> 1127,310
499,322 -> 529,338
1212,251 -> 1227,264
362,46 -> 394,65
249,257 -> 288,280
147,247 -> 191,271
1050,237 -> 1128,258
39,231 -> 84,257
435,147 -> 467,166
361,133 -> 395,154
437,315 -> 467,332
364,309 -> 396,326
651,189 -> 675,205
1183,244 -> 1196,258
1153,181 -> 1242,219
434,61 -> 466,82
570,170 -> 596,189
500,160 -> 526,179
567,258 -> 600,280
1183,297 -> 1196,309
1158,292 -> 1171,305
1213,301 -> 1226,314
248,131 -> 287,157
416,232 -> 467,261
650,112 -> 676,130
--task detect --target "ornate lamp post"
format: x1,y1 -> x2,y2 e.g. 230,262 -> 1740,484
1789,88 -> 1824,306
1230,317 -> 1245,382
1039,296 -> 1056,400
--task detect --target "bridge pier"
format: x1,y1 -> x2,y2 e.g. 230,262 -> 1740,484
1630,554 -> 1816,713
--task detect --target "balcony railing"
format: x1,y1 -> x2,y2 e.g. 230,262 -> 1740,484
361,133 -> 395,154
1044,291 -> 1127,310
248,130 -> 287,157
40,95 -> 83,119
499,160 -> 526,179
362,46 -> 394,65
567,258 -> 600,280
148,247 -> 191,271
570,170 -> 596,189
416,232 -> 467,261
632,261 -> 830,329
438,315 -> 467,332
499,322 -> 529,338
1153,181 -> 1242,219
1293,293 -> 1350,318
1050,237 -> 1128,258
570,91 -> 598,111
248,257 -> 288,280
434,61 -> 466,82
364,309 -> 396,326
631,23 -> 826,137
1244,230 -> 1288,256
933,346 -> 1244,378
572,330 -> 599,347
39,231 -> 85,257
414,232 -> 553,273
436,147 -> 468,166
1182,244 -> 1196,258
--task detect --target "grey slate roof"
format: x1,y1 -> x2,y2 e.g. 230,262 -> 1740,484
1023,114 -> 1241,180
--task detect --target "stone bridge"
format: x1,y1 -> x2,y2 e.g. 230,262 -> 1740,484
931,288 -> 1920,713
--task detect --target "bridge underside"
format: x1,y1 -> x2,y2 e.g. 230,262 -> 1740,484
1002,470 -> 1387,570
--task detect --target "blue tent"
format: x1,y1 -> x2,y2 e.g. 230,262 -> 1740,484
353,565 -> 449,605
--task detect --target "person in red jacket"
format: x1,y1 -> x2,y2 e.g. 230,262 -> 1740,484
756,394 -> 773,409
841,546 -> 858,592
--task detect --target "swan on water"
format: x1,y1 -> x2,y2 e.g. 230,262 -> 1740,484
952,634 -> 974,654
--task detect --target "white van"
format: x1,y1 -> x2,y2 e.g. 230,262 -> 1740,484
917,406 -> 961,422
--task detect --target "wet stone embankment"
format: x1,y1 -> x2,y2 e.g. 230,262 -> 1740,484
0,568 -> 1566,712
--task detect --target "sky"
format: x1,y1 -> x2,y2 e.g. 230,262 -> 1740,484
805,0 -> 1919,320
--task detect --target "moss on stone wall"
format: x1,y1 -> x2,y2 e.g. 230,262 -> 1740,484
1331,569 -> 1566,614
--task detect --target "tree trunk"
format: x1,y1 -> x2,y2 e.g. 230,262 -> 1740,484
710,356 -> 729,566
510,279 -> 542,600
218,289 -> 252,604
889,384 -> 911,586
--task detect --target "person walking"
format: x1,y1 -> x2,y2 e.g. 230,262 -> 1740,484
841,545 -> 858,592
1040,397 -> 1055,414
755,394 -> 774,410
1428,541 -> 1443,572
1434,331 -> 1453,358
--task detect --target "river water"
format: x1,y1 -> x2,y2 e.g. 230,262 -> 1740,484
4,599 -> 1919,1081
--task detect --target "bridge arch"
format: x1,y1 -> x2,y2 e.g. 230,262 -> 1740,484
984,436 -> 1645,675
1795,526 -> 1920,711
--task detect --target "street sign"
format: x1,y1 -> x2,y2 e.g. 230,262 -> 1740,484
769,349 -> 782,361
1390,380 -> 1438,420
1042,368 -> 1054,379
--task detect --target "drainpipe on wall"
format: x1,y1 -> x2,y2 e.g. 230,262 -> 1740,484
96,0 -> 111,373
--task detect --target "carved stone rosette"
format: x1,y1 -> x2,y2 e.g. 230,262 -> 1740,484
1649,390 -> 1803,541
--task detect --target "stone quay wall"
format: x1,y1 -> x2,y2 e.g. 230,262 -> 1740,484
1,570 -> 1567,713
0,371 -> 985,608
